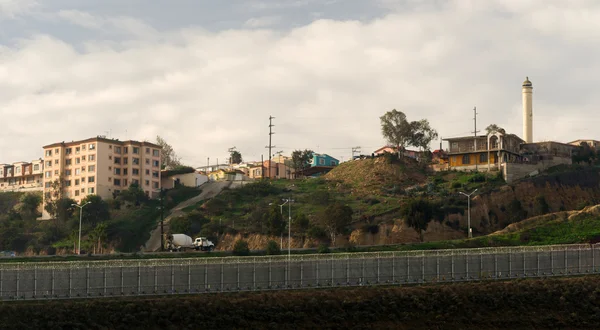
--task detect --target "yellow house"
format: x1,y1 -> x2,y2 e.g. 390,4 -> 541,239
444,132 -> 524,171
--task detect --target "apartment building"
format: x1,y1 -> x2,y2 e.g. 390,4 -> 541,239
42,136 -> 162,204
0,159 -> 44,192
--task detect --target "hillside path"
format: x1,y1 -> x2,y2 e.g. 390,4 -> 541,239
142,181 -> 240,252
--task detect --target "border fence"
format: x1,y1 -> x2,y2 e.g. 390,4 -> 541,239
0,243 -> 598,300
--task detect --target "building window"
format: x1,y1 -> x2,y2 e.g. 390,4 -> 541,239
75,168 -> 81,175
88,176 -> 95,183
114,168 -> 121,175
115,146 -> 123,154
145,169 -> 150,175
479,153 -> 487,163
89,144 -> 95,150
75,190 -> 80,196
114,157 -> 121,164
123,179 -> 128,186
65,169 -> 72,176
145,180 -> 150,186
45,161 -> 52,167
75,158 -> 80,164
81,166 -> 86,173
133,158 -> 140,165
65,159 -> 72,165
133,147 -> 139,154
152,181 -> 159,189
54,170 -> 58,175
133,168 -> 139,175
132,179 -> 139,185
462,154 -> 470,164
45,150 -> 52,157
124,147 -> 128,154
331,160 -> 336,166
109,156 -> 112,160
45,171 -> 51,178
33,164 -> 40,171
65,180 -> 72,187
75,147 -> 80,154
89,155 -> 95,161
81,177 -> 85,183
319,158 -> 325,165
55,148 -> 59,154
75,179 -> 80,186
145,147 -> 150,154
123,168 -> 128,175
88,187 -> 94,194
114,179 -> 121,186
123,157 -> 128,165
152,160 -> 159,167
66,148 -> 72,155
145,159 -> 150,165
153,149 -> 159,157
82,156 -> 86,161
45,182 -> 51,188
82,145 -> 86,150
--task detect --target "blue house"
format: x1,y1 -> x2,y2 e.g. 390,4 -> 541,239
310,153 -> 339,167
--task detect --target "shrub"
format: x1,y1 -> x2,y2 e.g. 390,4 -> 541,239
306,225 -> 328,240
265,240 -> 281,255
232,240 -> 250,256
534,195 -> 550,215
468,173 -> 486,183
451,182 -> 462,189
317,244 -> 331,254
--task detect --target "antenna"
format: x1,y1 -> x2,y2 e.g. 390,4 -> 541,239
472,107 -> 480,171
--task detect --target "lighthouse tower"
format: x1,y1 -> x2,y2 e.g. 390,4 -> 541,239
522,77 -> 533,143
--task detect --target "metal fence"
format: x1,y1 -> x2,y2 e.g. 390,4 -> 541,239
0,243 -> 598,300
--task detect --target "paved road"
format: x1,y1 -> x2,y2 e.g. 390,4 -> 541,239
142,181 -> 238,252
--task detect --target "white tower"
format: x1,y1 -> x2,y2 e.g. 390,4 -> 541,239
522,77 -> 533,143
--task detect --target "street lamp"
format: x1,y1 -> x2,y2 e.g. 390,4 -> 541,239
155,188 -> 165,251
270,197 -> 294,257
72,202 -> 91,255
459,189 -> 478,238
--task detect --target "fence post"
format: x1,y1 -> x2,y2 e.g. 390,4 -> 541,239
479,254 -> 483,279
236,261 -> 240,289
68,267 -> 72,297
253,258 -> 256,290
120,265 -> 123,294
436,252 -> 440,281
465,253 -> 469,281
550,249 -> 554,275
284,259 -> 288,288
451,252 -> 455,280
377,253 -> 381,284
154,266 -> 158,293
509,252 -> 512,277
406,255 -> 410,282
361,256 -> 365,285
522,251 -> 526,277
204,259 -> 208,290
330,255 -> 334,286
593,245 -> 596,273
104,267 -> 107,295
536,251 -> 540,276
565,247 -> 568,274
51,269 -> 54,296
0,268 -> 3,298
189,260 -> 192,292
16,265 -> 20,298
171,260 -> 175,293
346,255 -> 350,284
392,252 -> 395,283
220,263 -> 224,292
269,258 -> 272,288
34,265 -> 37,297
578,247 -> 582,273
138,262 -> 141,293
316,258 -> 319,286
87,264 -> 90,296
421,253 -> 425,283
300,256 -> 303,287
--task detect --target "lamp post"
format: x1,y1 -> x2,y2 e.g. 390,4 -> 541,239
271,198 -> 294,256
72,202 -> 91,255
155,188 -> 165,251
459,189 -> 478,238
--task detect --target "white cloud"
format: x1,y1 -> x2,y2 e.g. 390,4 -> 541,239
0,0 -> 37,18
1,1 -> 600,166
244,16 -> 282,28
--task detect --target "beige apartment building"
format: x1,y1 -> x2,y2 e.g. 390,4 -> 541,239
42,136 -> 162,205
0,159 -> 44,192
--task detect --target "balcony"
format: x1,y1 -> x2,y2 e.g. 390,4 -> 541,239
449,145 -> 499,154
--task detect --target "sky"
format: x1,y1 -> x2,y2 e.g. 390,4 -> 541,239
1,0 -> 599,166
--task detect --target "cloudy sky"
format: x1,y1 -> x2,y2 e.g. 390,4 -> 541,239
1,0 -> 598,166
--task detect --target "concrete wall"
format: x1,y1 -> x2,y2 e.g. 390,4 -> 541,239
503,157 -> 572,183
162,173 -> 208,189
0,244 -> 594,300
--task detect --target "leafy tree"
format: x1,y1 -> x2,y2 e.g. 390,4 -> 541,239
117,183 -> 148,206
265,240 -> 281,255
380,109 -> 413,156
230,150 -> 242,164
410,119 -> 438,152
87,223 -> 108,254
16,192 -> 42,221
156,135 -> 182,169
572,142 -> 597,165
80,195 -> 110,227
170,216 -> 191,235
401,198 -> 435,242
44,176 -> 74,223
232,239 -> 250,256
318,203 -> 353,246
292,213 -> 310,237
291,149 -> 314,178
265,204 -> 285,236
485,124 -> 505,135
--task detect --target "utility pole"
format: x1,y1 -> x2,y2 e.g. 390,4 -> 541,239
472,106 -> 480,171
351,146 -> 361,160
265,116 -> 275,180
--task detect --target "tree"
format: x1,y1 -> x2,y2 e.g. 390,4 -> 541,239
230,150 -> 242,164
534,195 -> 550,215
170,216 -> 191,235
80,195 -> 110,227
380,109 -> 413,156
16,192 -> 42,221
485,124 -> 505,135
401,198 -> 435,242
410,119 -> 438,152
117,183 -> 148,206
572,142 -> 596,165
232,239 -> 250,256
87,223 -> 107,254
265,240 -> 281,255
156,135 -> 182,169
265,204 -> 285,236
318,203 -> 353,246
291,149 -> 314,178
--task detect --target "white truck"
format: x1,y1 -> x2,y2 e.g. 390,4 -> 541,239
165,234 -> 215,252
